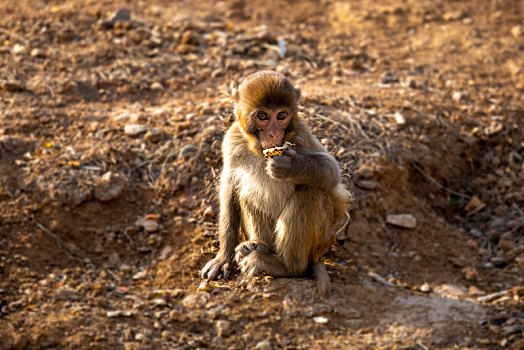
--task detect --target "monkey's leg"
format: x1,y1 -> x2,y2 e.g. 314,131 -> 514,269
275,187 -> 335,277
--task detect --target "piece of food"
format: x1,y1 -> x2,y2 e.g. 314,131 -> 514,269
263,142 -> 296,158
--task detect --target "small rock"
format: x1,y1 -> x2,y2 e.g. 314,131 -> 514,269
150,82 -> 164,91
12,44 -> 26,55
30,48 -> 46,58
490,256 -> 506,268
158,246 -> 172,260
124,124 -> 147,136
135,218 -> 159,233
94,172 -> 126,202
107,310 -> 134,318
313,316 -> 328,324
180,30 -> 201,46
465,195 -> 485,213
505,220 -> 519,230
181,293 -> 209,310
120,264 -> 132,273
215,320 -> 232,337
386,214 -> 417,229
462,267 -> 478,281
420,283 -> 431,293
134,333 -> 146,341
161,331 -> 172,340
380,72 -> 399,84
203,206 -> 215,220
355,179 -> 378,190
452,91 -> 466,102
144,128 -> 165,143
132,270 -> 148,280
255,340 -> 272,350
515,256 -> 524,267
151,298 -> 168,307
110,8 -> 131,23
168,309 -> 188,322
55,288 -> 79,300
511,25 -> 524,38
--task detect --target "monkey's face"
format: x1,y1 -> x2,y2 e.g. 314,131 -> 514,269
252,108 -> 292,149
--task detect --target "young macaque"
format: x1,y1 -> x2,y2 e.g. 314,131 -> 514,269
201,71 -> 349,294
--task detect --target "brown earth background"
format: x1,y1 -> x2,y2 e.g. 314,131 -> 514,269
0,0 -> 523,349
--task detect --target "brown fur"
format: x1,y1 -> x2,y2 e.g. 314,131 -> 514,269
201,71 -> 350,295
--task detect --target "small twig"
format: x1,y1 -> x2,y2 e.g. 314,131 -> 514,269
0,28 -> 29,45
34,218 -> 95,269
35,221 -> 76,260
368,271 -> 396,287
409,159 -> 471,199
416,342 -> 429,350
316,113 -> 349,131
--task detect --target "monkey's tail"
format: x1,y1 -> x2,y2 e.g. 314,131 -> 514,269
314,260 -> 332,296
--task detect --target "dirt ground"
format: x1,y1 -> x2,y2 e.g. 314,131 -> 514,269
0,0 -> 523,349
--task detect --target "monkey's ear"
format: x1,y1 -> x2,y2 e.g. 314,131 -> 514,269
232,88 -> 240,102
294,85 -> 301,101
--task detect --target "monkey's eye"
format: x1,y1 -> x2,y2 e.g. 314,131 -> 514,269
277,111 -> 288,120
257,111 -> 269,120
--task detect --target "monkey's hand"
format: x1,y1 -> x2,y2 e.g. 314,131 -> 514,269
201,254 -> 233,280
265,148 -> 300,181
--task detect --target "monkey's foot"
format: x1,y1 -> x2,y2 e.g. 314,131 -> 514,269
234,241 -> 270,264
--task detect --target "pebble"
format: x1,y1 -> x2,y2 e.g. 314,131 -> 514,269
181,293 -> 209,310
462,267 -> 478,281
124,124 -> 147,136
144,128 -> 165,143
356,179 -> 378,190
313,316 -> 328,324
107,310 -> 134,318
110,8 -> 131,23
203,206 -> 215,220
135,218 -> 159,233
420,283 -> 431,293
12,44 -> 26,55
255,340 -> 272,350
94,172 -> 126,202
380,72 -> 399,84
30,48 -> 46,58
215,320 -> 232,337
168,309 -> 188,322
511,25 -> 524,38
158,246 -> 172,260
132,270 -> 148,280
386,214 -> 417,229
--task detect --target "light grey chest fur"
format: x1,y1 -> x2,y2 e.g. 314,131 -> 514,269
234,165 -> 294,218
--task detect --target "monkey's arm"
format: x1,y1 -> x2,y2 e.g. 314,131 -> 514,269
201,170 -> 240,279
266,150 -> 341,190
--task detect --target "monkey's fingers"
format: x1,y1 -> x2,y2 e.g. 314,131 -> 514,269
201,258 -> 224,280
222,262 -> 232,279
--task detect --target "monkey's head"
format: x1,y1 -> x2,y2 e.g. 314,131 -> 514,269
233,71 -> 301,152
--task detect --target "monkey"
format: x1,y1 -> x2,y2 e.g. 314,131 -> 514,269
201,71 -> 349,295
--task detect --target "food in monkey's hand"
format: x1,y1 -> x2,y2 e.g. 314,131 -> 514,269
263,142 -> 296,158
